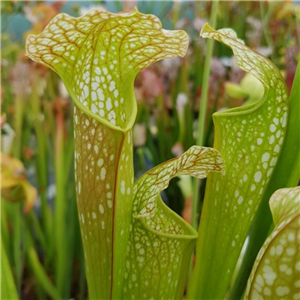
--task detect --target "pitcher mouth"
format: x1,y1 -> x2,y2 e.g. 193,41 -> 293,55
26,8 -> 189,132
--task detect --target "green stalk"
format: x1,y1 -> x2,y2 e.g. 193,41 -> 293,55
296,5 -> 300,47
64,133 -> 74,185
178,58 -> 188,148
46,73 -> 59,139
64,182 -> 76,298
27,246 -> 61,300
180,57 -> 194,150
172,0 -> 180,27
13,94 -> 25,158
192,43 -> 204,101
27,211 -> 47,252
157,94 -> 166,162
62,127 -> 76,298
178,110 -> 186,148
1,200 -> 23,296
54,105 -> 67,296
11,94 -> 25,294
1,236 -> 19,300
191,0 -> 219,230
12,204 -> 23,294
260,1 -> 275,62
30,78 -> 52,248
23,217 -> 45,299
1,203 -> 9,256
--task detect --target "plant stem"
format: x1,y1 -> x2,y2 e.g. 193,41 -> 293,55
12,204 -> 23,294
54,103 -> 67,296
172,1 -> 180,27
178,57 -> 190,149
64,182 -> 76,298
260,1 -> 275,62
14,94 -> 24,159
5,91 -> 24,294
1,203 -> 9,256
30,77 -> 52,246
191,0 -> 219,230
27,211 -> 47,252
1,236 -> 19,300
27,246 -> 61,300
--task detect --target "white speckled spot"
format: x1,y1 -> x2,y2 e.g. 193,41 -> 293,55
254,171 -> 262,183
99,204 -> 104,214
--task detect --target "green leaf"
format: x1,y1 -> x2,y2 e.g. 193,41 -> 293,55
245,187 -> 300,300
188,24 -> 289,300
123,146 -> 223,299
27,247 -> 61,300
26,8 -> 189,300
1,238 -> 19,300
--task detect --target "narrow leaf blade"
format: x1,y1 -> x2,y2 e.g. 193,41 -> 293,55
1,239 -> 19,300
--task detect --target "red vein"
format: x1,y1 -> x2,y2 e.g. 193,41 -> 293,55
110,132 -> 126,300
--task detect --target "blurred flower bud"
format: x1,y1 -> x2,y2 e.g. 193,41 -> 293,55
133,124 -> 146,147
11,62 -> 31,96
149,116 -> 158,137
246,16 -> 263,48
1,153 -> 37,212
23,5 -> 39,24
193,17 -> 207,32
176,18 -> 187,30
1,112 -> 6,127
58,81 -> 69,99
161,57 -> 181,80
256,47 -> 273,57
210,57 -> 226,79
23,147 -> 34,161
176,92 -> 188,116
124,1 -> 137,10
172,142 -> 184,157
229,56 -> 245,83
1,122 -> 15,154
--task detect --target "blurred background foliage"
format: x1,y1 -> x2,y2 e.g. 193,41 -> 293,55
1,1 -> 299,299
